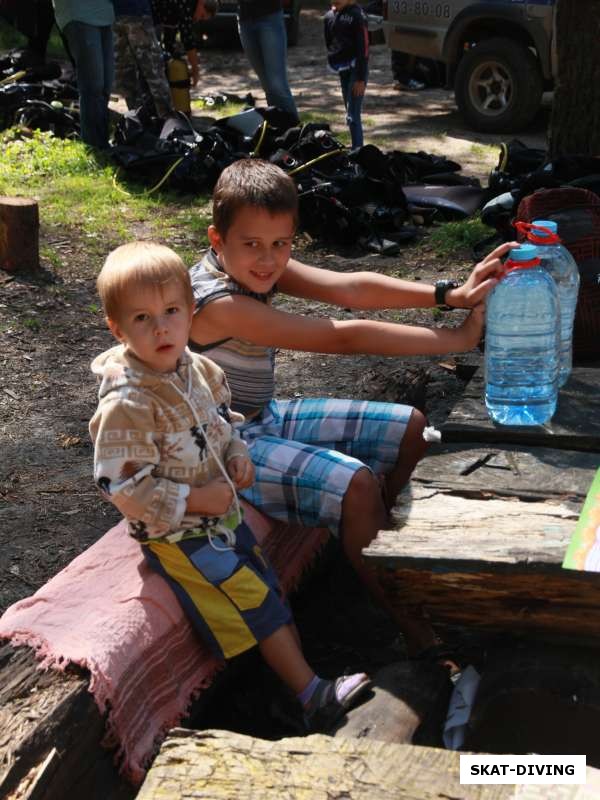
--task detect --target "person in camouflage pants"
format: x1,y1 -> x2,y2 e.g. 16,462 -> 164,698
113,0 -> 174,118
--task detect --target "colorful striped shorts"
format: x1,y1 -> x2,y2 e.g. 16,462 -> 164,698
239,397 -> 414,535
143,522 -> 292,661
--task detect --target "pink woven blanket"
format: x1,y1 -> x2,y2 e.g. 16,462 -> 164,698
0,503 -> 328,784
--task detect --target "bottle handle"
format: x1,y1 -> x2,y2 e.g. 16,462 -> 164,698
515,221 -> 561,245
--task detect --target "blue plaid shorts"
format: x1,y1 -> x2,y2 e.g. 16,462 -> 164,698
239,398 -> 413,535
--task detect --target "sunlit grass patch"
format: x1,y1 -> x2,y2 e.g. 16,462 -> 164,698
0,129 -> 211,267
427,217 -> 490,257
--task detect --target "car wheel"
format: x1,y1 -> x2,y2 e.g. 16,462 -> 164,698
454,37 -> 543,133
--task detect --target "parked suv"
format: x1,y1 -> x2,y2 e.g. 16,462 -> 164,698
382,0 -> 556,132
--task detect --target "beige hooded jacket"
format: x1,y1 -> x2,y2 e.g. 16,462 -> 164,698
89,345 -> 248,543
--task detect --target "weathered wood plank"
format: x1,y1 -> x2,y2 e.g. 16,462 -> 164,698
441,367 -> 600,452
0,645 -> 133,800
412,443 -> 598,502
137,728 -> 600,800
369,484 -> 579,570
332,661 -> 452,747
364,485 -> 600,644
137,728 -> 505,800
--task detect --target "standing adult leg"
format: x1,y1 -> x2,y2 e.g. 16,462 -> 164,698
134,15 -> 173,117
113,17 -> 144,112
114,15 -> 172,117
238,11 -> 297,119
63,21 -> 114,148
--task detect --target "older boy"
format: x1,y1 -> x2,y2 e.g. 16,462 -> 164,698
90,241 -> 370,732
189,158 -> 512,656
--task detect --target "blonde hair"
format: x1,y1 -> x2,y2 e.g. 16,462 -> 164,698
97,241 -> 194,321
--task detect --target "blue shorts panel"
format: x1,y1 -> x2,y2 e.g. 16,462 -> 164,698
143,522 -> 292,661
239,397 -> 413,534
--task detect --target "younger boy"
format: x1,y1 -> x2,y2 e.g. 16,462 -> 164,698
189,158 -> 513,657
324,0 -> 369,149
89,241 -> 371,732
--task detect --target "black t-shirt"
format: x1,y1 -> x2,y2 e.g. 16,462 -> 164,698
238,0 -> 282,22
324,3 -> 369,82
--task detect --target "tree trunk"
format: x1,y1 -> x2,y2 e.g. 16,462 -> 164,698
548,0 -> 600,157
0,197 -> 40,273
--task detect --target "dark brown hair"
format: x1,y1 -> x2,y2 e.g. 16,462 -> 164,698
212,159 -> 299,238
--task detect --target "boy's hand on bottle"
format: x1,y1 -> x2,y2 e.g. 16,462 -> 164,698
448,241 -> 517,308
227,455 -> 255,489
188,478 -> 234,516
458,302 -> 486,350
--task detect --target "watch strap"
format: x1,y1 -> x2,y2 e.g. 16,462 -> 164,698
434,279 -> 458,307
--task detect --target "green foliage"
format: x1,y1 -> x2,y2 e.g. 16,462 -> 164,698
428,217 -> 489,257
23,318 -> 40,332
190,99 -> 247,118
0,129 -> 211,272
0,19 -> 67,58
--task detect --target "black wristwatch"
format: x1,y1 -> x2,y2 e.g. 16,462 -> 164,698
434,279 -> 459,309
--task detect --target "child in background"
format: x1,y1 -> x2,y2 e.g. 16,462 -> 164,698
189,158 -> 512,660
324,0 -> 369,149
89,241 -> 371,732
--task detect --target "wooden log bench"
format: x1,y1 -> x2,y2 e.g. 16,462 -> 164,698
136,728 -> 600,800
365,365 -> 600,643
0,511 -> 330,800
0,644 -> 133,800
363,364 -> 600,761
441,366 -> 600,452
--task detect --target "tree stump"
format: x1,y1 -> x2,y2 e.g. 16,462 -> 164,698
0,197 -> 40,273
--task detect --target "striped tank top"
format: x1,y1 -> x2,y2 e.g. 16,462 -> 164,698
189,249 -> 276,419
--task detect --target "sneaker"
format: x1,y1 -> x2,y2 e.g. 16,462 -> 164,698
393,79 -> 426,91
304,673 -> 372,733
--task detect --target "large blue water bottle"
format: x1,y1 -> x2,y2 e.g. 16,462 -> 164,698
485,244 -> 559,426
517,220 -> 580,386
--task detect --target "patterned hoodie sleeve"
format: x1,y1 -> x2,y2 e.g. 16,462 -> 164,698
89,393 -> 190,538
197,356 -> 249,464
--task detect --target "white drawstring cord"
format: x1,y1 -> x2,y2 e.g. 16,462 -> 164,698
169,374 -> 242,551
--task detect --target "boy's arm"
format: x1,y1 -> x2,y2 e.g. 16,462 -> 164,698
278,242 -> 514,310
90,398 -> 190,538
192,291 -> 485,356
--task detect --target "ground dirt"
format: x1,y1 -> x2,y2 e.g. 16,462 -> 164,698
0,5 -> 549,773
